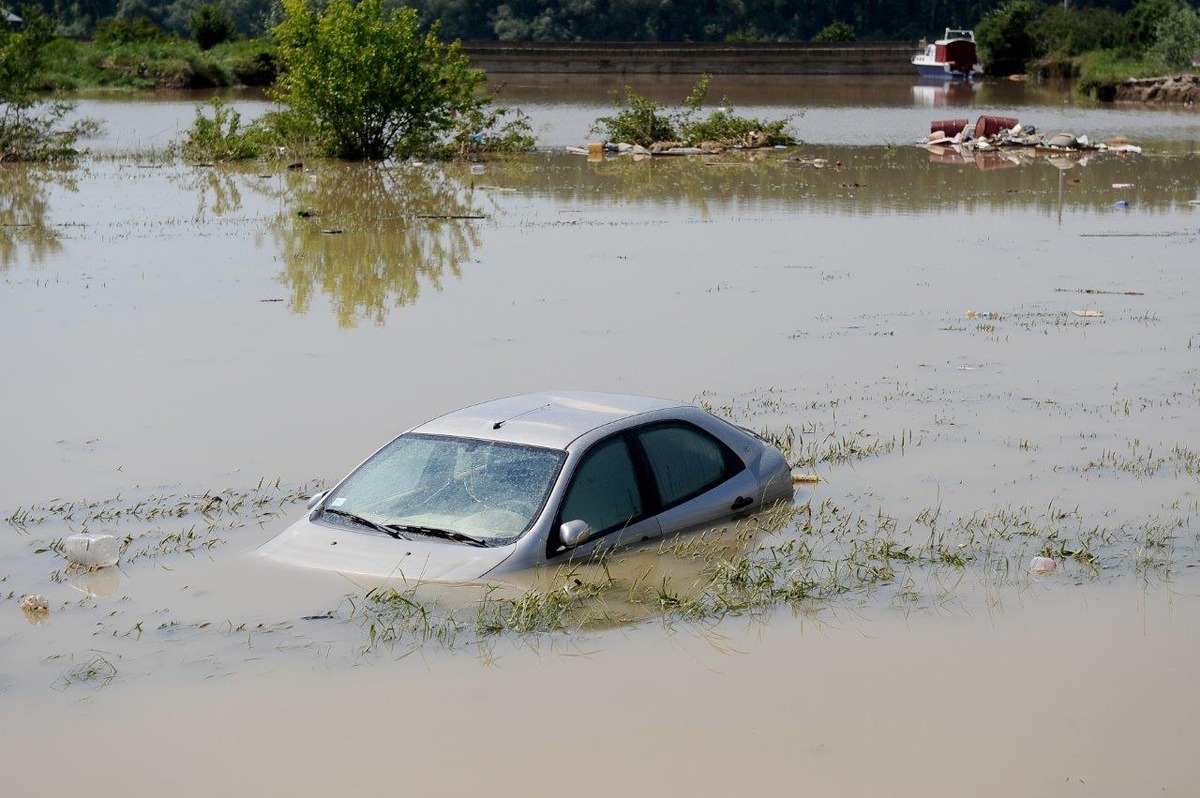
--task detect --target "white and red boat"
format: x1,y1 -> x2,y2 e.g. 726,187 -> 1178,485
912,29 -> 981,80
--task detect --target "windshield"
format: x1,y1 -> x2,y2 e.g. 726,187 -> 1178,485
318,434 -> 566,545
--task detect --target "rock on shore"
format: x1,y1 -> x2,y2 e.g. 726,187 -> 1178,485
1114,74 -> 1200,104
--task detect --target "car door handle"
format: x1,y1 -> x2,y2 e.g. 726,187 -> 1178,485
730,495 -> 753,512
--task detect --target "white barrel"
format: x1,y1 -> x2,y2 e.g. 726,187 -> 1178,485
63,533 -> 121,568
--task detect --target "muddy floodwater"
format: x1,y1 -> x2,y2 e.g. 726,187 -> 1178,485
3,77 -> 1199,796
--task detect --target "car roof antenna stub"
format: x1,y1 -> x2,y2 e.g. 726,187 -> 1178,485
492,402 -> 552,430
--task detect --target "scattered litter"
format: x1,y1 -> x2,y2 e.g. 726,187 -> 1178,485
920,116 -> 1141,168
1073,310 -> 1104,318
63,533 -> 120,568
297,209 -> 318,218
286,162 -> 303,171
965,310 -> 1002,320
321,228 -> 344,235
469,163 -> 486,175
1055,287 -> 1144,296
1112,183 -> 1134,189
1188,200 -> 1200,206
792,473 -> 821,484
1030,556 -> 1058,574
1114,200 -> 1130,208
19,594 -> 49,613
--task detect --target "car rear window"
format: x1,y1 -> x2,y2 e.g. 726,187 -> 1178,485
636,423 -> 742,508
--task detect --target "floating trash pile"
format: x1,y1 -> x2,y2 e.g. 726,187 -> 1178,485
924,115 -> 1142,156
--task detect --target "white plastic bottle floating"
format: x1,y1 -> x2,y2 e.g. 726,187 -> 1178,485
63,533 -> 121,568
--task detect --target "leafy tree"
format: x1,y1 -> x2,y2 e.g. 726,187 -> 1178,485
1,8 -> 98,161
1152,1 -> 1200,68
975,0 -> 1044,75
1125,0 -> 1176,49
273,0 -> 486,159
1033,6 -> 1126,58
191,3 -> 235,49
813,21 -> 856,42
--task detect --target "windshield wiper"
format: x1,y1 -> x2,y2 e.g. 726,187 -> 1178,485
391,525 -> 489,548
322,507 -> 411,540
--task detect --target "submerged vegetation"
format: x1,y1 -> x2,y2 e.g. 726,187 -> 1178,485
592,75 -> 797,149
0,10 -> 97,161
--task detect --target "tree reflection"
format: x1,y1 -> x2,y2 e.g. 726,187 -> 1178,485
0,164 -> 75,269
273,163 -> 482,326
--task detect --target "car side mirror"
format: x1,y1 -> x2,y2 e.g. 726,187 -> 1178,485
559,519 -> 593,549
306,491 -> 328,510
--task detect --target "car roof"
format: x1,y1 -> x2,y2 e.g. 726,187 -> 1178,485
411,391 -> 688,450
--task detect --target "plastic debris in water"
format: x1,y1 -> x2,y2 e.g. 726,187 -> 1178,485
20,594 -> 49,613
792,473 -> 820,484
1073,309 -> 1104,318
20,594 -> 50,625
1114,199 -> 1130,208
64,533 -> 120,568
1030,556 -> 1058,574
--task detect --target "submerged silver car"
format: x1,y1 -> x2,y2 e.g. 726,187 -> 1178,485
259,392 -> 794,581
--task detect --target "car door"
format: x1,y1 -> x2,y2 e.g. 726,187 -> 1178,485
632,421 -> 755,536
548,434 -> 661,560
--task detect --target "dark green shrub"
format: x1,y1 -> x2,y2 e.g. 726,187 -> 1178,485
1033,6 -> 1127,59
592,75 -> 797,148
976,0 -> 1045,75
95,18 -> 170,45
192,4 -> 235,51
813,22 -> 855,43
1125,0 -> 1176,49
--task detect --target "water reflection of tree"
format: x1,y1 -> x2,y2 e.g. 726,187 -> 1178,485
178,167 -> 247,221
0,165 -> 75,269
274,163 -> 482,326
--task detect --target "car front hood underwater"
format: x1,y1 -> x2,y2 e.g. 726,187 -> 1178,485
257,518 -> 513,582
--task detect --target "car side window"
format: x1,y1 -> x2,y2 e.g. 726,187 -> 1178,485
636,423 -> 742,508
558,436 -> 642,536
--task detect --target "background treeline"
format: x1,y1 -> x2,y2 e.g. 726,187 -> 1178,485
17,0 -> 1197,46
17,0 -> 1008,41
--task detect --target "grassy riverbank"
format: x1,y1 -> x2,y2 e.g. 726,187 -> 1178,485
36,36 -> 276,91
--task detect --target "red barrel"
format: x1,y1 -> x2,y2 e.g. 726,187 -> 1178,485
974,115 -> 1019,138
930,119 -> 968,137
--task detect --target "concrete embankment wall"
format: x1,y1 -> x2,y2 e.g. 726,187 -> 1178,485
460,42 -> 916,75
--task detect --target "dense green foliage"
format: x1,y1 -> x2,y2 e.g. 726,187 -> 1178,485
35,31 -> 274,89
0,9 -> 97,161
17,0 -> 997,41
976,0 -> 1200,76
592,75 -> 796,147
191,4 -> 236,49
812,21 -> 856,42
274,0 -> 484,159
1152,2 -> 1200,68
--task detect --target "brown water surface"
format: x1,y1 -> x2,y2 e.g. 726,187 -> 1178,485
2,88 -> 1199,794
